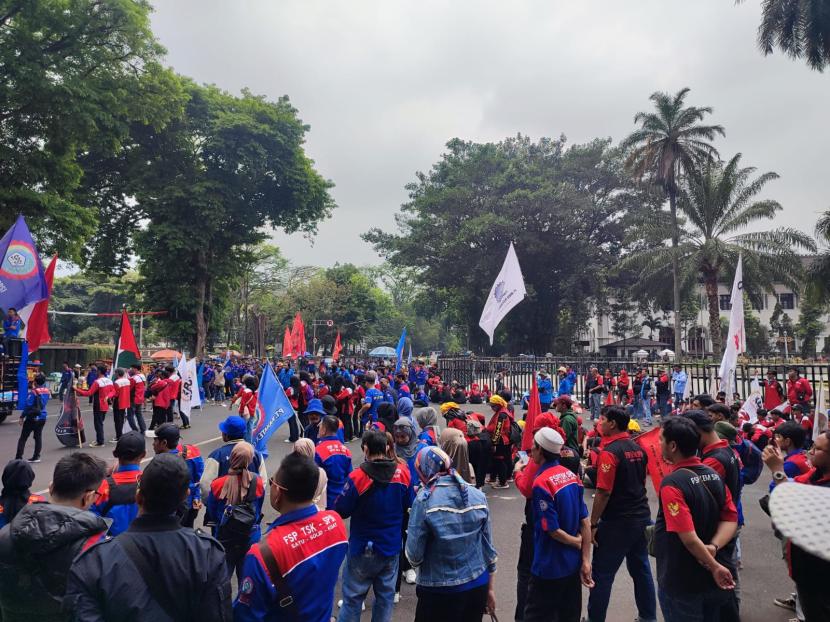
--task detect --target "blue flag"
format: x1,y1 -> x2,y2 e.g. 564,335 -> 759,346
251,361 -> 295,455
0,215 -> 48,313
395,327 -> 407,373
223,350 -> 231,369
16,341 -> 28,410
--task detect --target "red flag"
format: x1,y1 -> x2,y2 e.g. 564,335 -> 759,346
112,309 -> 141,368
26,254 -> 57,353
522,376 -> 541,451
295,314 -> 307,356
635,427 -> 673,494
332,331 -> 342,361
282,326 -> 293,358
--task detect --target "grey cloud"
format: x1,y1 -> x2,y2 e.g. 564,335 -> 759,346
150,0 -> 828,266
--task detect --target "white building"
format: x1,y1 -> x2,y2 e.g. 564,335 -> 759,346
582,282 -> 830,357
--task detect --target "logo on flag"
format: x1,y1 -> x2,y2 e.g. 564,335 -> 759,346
1,241 -> 38,279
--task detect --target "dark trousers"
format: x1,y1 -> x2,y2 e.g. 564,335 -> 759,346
150,405 -> 167,429
341,409 -> 353,441
166,405 -> 174,423
395,523 -> 411,592
415,582 -> 488,622
180,507 -> 197,528
92,407 -> 106,445
798,582 -> 830,622
126,404 -> 146,433
588,519 -> 656,622
287,415 -> 300,442
113,408 -> 126,440
16,418 -> 45,459
468,440 -> 489,488
516,521 -> 534,620
524,572 -> 582,622
490,443 -> 511,485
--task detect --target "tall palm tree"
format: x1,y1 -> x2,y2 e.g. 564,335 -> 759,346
808,209 -> 830,301
624,153 -> 816,354
739,0 -> 830,71
621,88 -> 725,357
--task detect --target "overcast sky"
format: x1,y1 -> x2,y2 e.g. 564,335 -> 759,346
150,0 -> 828,267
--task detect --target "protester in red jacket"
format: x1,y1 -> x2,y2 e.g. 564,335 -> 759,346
75,365 -> 114,447
787,369 -> 813,410
486,395 -> 514,489
762,371 -> 785,411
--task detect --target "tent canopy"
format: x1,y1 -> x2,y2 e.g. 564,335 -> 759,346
368,346 -> 396,357
151,349 -> 181,360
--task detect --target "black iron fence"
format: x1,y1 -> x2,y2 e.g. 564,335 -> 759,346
435,356 -> 828,405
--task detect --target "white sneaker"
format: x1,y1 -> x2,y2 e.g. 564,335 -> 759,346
336,600 -> 365,611
404,569 -> 417,584
394,592 -> 401,604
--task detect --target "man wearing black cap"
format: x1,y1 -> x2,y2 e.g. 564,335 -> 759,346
147,423 -> 204,528
90,431 -> 146,536
65,454 -> 232,621
199,415 -> 267,500
586,406 -> 656,622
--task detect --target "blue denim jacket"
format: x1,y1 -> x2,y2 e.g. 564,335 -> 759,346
405,474 -> 497,587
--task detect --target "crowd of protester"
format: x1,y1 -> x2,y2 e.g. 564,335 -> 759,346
0,354 -> 827,621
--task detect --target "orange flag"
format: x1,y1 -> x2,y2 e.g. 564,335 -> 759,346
332,331 -> 342,361
281,326 -> 293,358
635,427 -> 673,493
522,376 -> 541,451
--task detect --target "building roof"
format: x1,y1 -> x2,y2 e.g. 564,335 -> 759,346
599,337 -> 671,350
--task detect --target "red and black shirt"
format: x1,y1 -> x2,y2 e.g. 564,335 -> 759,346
595,432 -> 650,522
654,457 -> 738,595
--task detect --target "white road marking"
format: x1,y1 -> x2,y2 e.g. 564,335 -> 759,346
33,434 -> 224,496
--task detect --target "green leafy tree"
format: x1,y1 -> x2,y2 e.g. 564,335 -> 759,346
0,0 -> 179,262
134,83 -> 335,355
808,210 -> 830,303
743,295 -> 769,356
739,0 -> 830,71
622,88 -> 724,356
624,153 -> 815,355
366,135 -> 660,354
795,293 -> 827,357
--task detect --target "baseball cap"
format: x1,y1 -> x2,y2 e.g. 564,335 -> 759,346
557,366 -> 567,373
320,395 -> 338,416
114,430 -> 146,460
218,415 -> 247,438
534,427 -> 564,453
304,398 -> 327,416
74,363 -> 82,369
145,423 -> 180,447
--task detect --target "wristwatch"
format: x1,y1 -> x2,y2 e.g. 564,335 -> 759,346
772,470 -> 788,484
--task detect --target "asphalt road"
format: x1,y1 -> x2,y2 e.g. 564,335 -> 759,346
1,399 -> 794,621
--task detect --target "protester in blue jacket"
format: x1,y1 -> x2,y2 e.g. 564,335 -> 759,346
314,416 -> 353,509
15,372 -> 50,462
90,432 -> 145,536
557,367 -> 576,397
234,453 -> 347,622
336,429 -> 412,622
538,370 -> 554,411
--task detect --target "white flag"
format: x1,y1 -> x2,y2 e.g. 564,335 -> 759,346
739,377 -> 763,423
708,366 -> 718,396
718,255 -> 745,397
479,243 -> 527,345
814,381 -> 828,443
179,353 -> 201,417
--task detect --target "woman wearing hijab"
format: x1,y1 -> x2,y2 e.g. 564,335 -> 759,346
0,460 -> 44,529
393,417 -> 428,589
406,446 -> 497,621
292,438 -> 328,510
439,427 -> 472,484
205,441 -> 265,581
414,406 -> 440,446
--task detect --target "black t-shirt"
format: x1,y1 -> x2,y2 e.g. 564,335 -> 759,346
595,435 -> 650,522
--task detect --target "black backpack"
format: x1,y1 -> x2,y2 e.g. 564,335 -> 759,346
99,474 -> 139,517
508,417 -> 523,447
217,481 -> 259,546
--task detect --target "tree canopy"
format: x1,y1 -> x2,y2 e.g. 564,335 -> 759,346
365,135 -> 662,354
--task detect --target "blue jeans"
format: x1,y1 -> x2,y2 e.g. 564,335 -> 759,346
658,586 -> 731,622
244,416 -> 254,443
636,397 -> 652,424
656,395 -> 671,417
338,549 -> 399,622
589,393 -> 603,420
588,519 -> 656,622
673,392 -> 683,408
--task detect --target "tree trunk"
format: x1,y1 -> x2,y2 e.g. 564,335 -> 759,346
704,273 -> 722,356
669,190 -> 683,358
194,273 -> 207,357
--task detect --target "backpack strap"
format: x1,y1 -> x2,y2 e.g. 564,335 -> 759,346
258,539 -> 300,621
120,533 -> 184,621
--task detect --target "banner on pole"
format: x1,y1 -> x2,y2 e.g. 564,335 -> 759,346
718,255 -> 745,400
